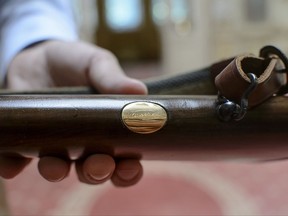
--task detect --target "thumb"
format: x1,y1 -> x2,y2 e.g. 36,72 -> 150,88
88,50 -> 147,95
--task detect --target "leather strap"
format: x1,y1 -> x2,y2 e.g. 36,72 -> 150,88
215,55 -> 280,107
211,46 -> 288,121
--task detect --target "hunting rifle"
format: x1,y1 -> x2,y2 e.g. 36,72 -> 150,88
0,46 -> 288,161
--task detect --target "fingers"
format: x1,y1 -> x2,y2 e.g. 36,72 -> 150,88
0,154 -> 32,179
88,50 -> 148,95
0,154 -> 71,182
0,152 -> 143,187
9,40 -> 147,94
43,41 -> 148,95
38,157 -> 71,182
111,159 -> 143,187
75,155 -> 143,187
75,154 -> 115,184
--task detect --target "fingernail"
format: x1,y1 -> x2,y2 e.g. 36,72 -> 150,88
83,155 -> 115,182
117,169 -> 140,181
88,172 -> 111,181
47,176 -> 66,183
38,157 -> 70,183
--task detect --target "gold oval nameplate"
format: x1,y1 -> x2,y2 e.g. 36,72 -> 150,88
121,102 -> 167,134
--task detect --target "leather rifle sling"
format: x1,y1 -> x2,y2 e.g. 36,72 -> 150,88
210,46 -> 288,122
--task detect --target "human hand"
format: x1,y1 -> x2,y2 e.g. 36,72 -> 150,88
1,41 -> 147,186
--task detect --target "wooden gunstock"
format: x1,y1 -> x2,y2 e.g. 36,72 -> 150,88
0,95 -> 288,161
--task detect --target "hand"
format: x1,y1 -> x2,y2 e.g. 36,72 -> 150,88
1,41 -> 147,186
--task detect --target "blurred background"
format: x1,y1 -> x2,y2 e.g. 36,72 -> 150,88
76,0 -> 288,78
3,0 -> 288,215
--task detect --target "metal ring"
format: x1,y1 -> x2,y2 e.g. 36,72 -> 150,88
216,73 -> 258,122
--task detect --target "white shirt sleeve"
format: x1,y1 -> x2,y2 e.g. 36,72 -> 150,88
0,0 -> 79,87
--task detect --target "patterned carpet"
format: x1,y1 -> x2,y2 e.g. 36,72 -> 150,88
4,159 -> 288,215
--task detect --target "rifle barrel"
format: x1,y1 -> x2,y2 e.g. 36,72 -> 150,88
0,95 -> 287,161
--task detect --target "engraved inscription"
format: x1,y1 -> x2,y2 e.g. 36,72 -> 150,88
121,102 -> 167,134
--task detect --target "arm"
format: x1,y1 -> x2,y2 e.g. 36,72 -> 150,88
0,0 -> 77,87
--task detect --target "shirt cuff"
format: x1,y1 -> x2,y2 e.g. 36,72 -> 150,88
0,0 -> 78,87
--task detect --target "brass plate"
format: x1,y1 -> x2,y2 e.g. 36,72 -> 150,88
121,102 -> 167,134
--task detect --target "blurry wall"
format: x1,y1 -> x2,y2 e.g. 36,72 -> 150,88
156,0 -> 213,74
73,0 -> 98,42
75,0 -> 288,75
